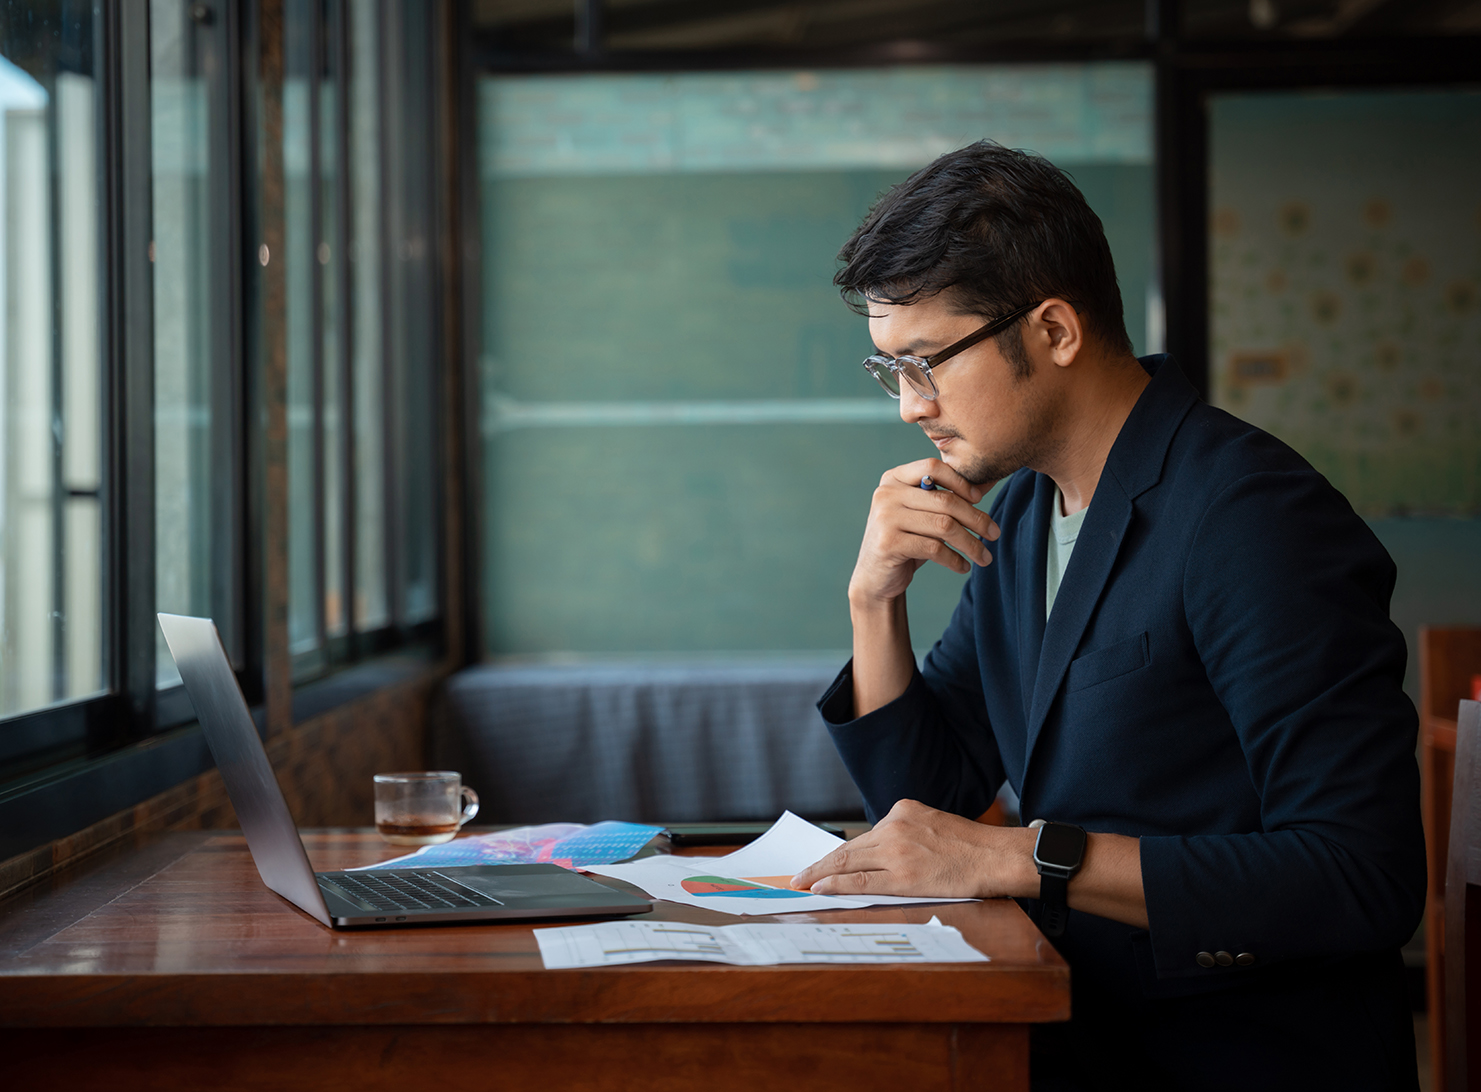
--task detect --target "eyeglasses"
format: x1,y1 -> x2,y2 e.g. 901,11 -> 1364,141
862,301 -> 1042,400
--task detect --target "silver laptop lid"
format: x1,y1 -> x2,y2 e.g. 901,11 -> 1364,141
157,613 -> 332,927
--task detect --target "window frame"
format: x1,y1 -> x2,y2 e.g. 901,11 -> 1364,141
0,0 -> 450,865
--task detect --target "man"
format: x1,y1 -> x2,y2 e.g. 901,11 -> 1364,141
791,142 -> 1425,1090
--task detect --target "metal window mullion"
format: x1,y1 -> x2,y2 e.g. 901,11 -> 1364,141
238,0 -> 266,707
427,1 -> 448,650
454,0 -> 482,663
332,0 -> 356,649
105,0 -> 156,736
378,0 -> 402,629
204,0 -> 246,669
47,77 -> 67,702
308,0 -> 327,657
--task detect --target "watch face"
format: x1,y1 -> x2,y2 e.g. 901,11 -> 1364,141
1035,823 -> 1087,868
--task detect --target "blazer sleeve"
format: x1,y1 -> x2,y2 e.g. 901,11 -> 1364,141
1139,467 -> 1427,978
818,569 -> 1007,825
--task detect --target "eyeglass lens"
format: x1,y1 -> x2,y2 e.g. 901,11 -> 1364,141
866,356 -> 936,400
866,359 -> 900,396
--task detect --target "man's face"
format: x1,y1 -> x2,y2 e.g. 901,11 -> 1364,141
867,294 -> 1061,486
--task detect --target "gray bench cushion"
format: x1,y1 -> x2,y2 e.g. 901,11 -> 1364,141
430,658 -> 862,824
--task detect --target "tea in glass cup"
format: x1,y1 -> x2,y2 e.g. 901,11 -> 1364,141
373,771 -> 480,845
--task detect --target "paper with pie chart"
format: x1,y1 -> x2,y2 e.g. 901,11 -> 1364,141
584,811 -> 976,916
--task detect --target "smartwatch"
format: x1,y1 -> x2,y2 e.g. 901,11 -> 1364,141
1030,820 -> 1087,939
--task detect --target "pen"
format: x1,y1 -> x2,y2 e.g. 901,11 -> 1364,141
920,475 -> 936,491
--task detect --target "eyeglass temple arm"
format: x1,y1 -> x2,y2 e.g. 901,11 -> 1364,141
928,302 -> 1039,366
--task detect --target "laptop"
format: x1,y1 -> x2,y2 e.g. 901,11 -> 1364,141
158,613 -> 652,928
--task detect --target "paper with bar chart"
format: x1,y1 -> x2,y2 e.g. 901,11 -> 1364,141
534,918 -> 988,969
583,811 -> 976,915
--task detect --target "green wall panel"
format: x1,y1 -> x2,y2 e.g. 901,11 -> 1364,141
481,165 -> 1153,653
483,166 -> 1153,405
484,422 -> 979,653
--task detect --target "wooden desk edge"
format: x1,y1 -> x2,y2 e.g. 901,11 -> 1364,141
0,964 -> 1071,1027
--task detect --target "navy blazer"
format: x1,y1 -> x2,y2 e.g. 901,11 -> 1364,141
820,357 -> 1425,1082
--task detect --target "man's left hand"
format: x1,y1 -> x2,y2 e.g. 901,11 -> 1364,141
790,798 -> 1035,898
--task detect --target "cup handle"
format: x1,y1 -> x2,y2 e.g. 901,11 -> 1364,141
458,786 -> 480,828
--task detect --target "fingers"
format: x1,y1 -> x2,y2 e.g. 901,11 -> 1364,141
878,490 -> 993,569
890,458 -> 986,505
894,511 -> 993,571
789,832 -> 914,897
793,800 -> 1007,901
852,459 -> 1001,603
902,490 -> 999,550
888,460 -> 1001,544
807,869 -> 892,896
790,843 -> 858,890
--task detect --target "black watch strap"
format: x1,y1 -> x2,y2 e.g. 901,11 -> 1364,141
1031,820 -> 1086,940
1039,872 -> 1071,938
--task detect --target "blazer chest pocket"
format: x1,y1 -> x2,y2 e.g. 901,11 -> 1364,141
1066,632 -> 1150,694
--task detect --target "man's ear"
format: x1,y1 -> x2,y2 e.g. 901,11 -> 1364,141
1034,299 -> 1084,369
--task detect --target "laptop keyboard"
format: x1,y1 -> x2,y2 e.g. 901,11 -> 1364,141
324,870 -> 502,913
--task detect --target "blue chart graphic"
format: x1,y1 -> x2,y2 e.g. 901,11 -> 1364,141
363,821 -> 662,871
544,822 -> 665,867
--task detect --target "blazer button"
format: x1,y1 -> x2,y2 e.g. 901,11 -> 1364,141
1214,951 -> 1234,966
1236,952 -> 1255,966
1196,952 -> 1216,968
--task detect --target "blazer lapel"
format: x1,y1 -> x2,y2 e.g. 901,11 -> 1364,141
1015,475 -> 1054,725
1018,354 -> 1201,772
1022,477 -> 1134,769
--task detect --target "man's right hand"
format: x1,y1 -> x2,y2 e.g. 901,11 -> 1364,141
845,459 -> 999,717
847,458 -> 1000,608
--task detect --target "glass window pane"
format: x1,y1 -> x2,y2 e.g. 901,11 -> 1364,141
152,0 -> 217,686
476,64 -> 1154,653
348,0 -> 386,632
1,7 -> 105,714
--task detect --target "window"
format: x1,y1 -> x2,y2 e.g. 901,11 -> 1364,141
283,0 -> 441,678
348,0 -> 386,633
152,0 -> 238,691
0,4 -> 105,719
475,64 -> 1156,655
0,0 -> 446,817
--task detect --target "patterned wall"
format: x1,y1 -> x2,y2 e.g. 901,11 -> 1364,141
1210,89 -> 1481,516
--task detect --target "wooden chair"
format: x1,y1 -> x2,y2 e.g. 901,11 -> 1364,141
1422,627 -> 1481,1091
1446,700 -> 1480,1092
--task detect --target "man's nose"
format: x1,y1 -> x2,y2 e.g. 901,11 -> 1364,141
898,382 -> 939,424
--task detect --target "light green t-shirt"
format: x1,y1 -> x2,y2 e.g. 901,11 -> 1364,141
1046,488 -> 1088,619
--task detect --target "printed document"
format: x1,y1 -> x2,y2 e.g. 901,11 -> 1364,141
535,917 -> 988,969
353,821 -> 662,871
584,811 -> 976,915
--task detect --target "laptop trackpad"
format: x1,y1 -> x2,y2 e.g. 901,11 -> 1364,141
440,864 -> 618,900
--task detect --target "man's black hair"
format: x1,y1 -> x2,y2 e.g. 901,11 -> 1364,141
835,141 -> 1134,368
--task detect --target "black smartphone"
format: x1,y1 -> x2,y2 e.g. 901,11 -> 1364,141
662,822 -> 845,847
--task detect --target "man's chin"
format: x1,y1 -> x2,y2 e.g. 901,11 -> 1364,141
958,454 -> 1024,487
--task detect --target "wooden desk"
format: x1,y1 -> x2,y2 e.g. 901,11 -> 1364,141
0,831 -> 1069,1092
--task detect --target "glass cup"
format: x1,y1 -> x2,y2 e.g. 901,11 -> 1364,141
373,771 -> 480,846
